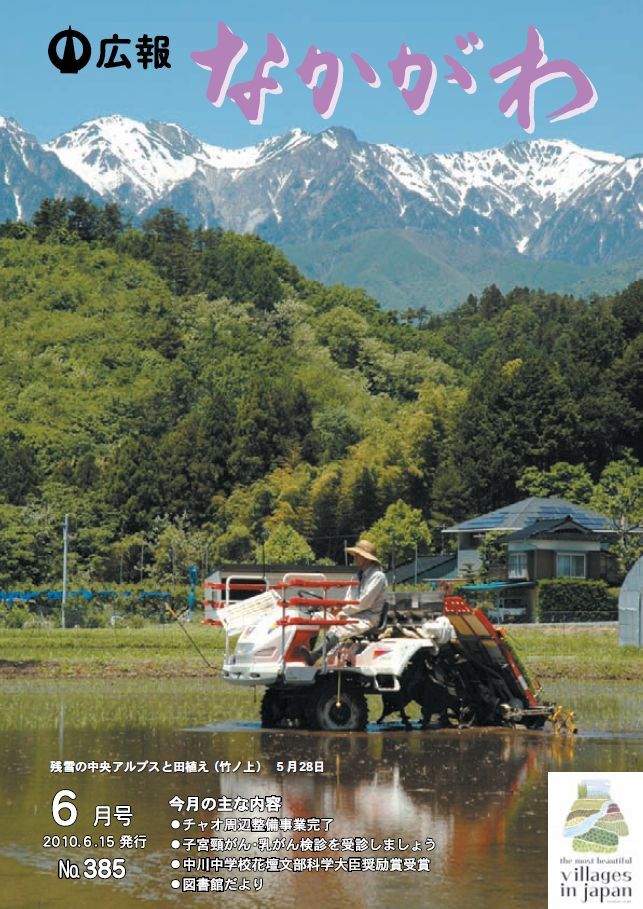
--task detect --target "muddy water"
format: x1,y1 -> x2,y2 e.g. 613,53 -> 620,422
0,679 -> 641,909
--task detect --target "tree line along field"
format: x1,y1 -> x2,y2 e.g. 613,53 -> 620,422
0,198 -> 641,589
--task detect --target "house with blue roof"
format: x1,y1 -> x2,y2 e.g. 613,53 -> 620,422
445,497 -> 619,619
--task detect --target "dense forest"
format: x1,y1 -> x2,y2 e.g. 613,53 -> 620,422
0,198 -> 641,586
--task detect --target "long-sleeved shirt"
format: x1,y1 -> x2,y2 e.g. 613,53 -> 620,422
340,563 -> 388,628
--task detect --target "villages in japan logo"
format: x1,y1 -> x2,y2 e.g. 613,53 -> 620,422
563,779 -> 629,854
556,779 -> 633,907
48,26 -> 170,73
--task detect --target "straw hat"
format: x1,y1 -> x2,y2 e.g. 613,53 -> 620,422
345,539 -> 381,564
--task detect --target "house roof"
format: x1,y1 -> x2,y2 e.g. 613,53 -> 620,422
387,553 -> 457,584
445,497 -> 615,534
501,515 -> 606,542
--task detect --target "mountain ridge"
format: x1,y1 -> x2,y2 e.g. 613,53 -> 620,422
1,113 -> 641,309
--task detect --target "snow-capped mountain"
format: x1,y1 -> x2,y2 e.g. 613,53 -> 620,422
0,113 -> 641,308
45,114 -> 312,212
528,155 -> 643,263
41,114 -> 640,263
0,116 -> 99,222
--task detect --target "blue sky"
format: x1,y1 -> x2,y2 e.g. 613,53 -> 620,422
4,0 -> 641,155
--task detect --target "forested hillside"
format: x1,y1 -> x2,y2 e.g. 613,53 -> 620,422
0,199 -> 641,585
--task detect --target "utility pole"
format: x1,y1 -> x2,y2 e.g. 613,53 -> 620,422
391,531 -> 397,592
61,514 -> 69,629
261,530 -> 269,579
414,543 -> 418,586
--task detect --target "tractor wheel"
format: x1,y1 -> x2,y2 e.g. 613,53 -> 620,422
307,679 -> 368,732
260,689 -> 285,729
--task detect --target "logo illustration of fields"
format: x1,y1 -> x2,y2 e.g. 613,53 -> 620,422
563,779 -> 629,853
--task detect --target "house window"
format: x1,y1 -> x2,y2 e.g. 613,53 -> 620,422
556,553 -> 586,579
508,552 -> 528,579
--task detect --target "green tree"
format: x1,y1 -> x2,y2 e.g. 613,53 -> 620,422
0,504 -> 40,584
109,533 -> 146,583
341,463 -> 381,538
197,230 -> 289,308
103,437 -> 164,533
310,464 -> 343,561
516,462 -> 594,504
32,198 -> 69,242
228,378 -> 316,484
97,202 -> 126,244
0,503 -> 59,585
453,356 -> 579,512
212,523 -> 255,564
0,433 -> 39,504
0,220 -> 33,240
262,523 -> 315,564
315,306 -> 369,369
313,406 -> 361,463
160,402 -> 234,521
479,283 -> 505,320
150,517 -> 203,585
139,209 -> 195,295
263,459 -> 315,539
591,453 -> 643,572
476,530 -> 507,582
366,500 -> 431,567
67,196 -> 101,242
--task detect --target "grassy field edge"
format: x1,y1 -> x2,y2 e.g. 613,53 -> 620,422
0,624 -> 641,681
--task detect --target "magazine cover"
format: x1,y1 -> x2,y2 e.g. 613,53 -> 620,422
1,1 -> 641,907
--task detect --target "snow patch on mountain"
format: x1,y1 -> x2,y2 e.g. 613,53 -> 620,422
1,112 -> 635,262
45,115 -> 629,220
46,117 -> 316,206
45,115 -> 200,201
377,138 -> 624,214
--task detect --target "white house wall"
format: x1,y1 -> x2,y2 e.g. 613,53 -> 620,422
457,548 -> 482,574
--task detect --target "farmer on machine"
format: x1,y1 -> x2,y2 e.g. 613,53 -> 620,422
310,539 -> 388,661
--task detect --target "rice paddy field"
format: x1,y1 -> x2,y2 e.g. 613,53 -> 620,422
1,622 -> 640,909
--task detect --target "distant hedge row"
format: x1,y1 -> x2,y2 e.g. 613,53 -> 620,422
537,579 -> 618,622
0,593 -> 194,628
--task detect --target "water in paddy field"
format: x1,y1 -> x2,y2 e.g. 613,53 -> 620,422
0,679 -> 641,909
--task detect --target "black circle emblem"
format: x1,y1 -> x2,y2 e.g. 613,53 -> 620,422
48,26 -> 92,74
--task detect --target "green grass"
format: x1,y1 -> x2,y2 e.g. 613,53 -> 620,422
507,626 -> 643,681
0,623 -> 641,680
0,624 -> 226,678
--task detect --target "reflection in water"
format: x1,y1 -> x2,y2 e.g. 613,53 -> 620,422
210,729 -> 578,909
0,680 -> 641,909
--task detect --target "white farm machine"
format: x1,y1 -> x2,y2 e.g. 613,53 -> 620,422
217,574 -> 569,733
